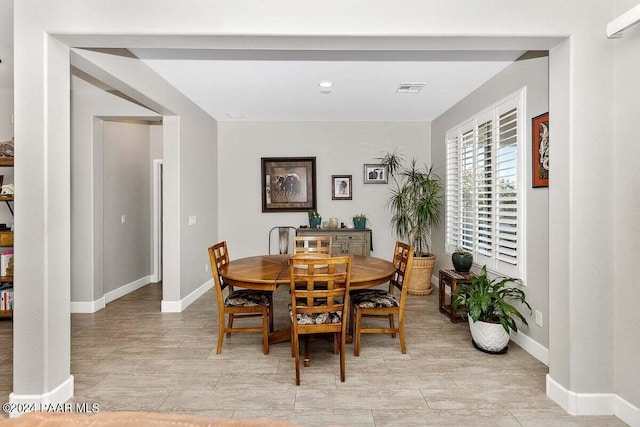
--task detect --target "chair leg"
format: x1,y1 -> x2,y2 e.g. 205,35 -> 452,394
333,333 -> 339,355
216,312 -> 225,354
262,307 -> 269,355
293,331 -> 301,386
226,314 -> 234,338
398,316 -> 407,354
268,297 -> 275,333
349,302 -> 355,337
389,314 -> 396,338
303,336 -> 311,367
339,332 -> 346,382
354,308 -> 362,356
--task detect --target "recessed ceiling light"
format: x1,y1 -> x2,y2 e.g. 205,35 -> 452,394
226,112 -> 246,119
318,81 -> 334,88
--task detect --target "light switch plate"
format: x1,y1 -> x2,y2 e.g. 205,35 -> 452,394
188,216 -> 196,226
535,310 -> 543,327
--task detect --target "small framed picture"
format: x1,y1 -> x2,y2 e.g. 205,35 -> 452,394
332,175 -> 352,200
532,112 -> 549,188
363,164 -> 388,184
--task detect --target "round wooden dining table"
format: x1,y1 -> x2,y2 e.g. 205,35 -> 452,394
218,254 -> 396,344
219,254 -> 395,291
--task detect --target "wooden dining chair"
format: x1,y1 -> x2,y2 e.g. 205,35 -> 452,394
208,242 -> 272,355
350,241 -> 414,356
294,235 -> 332,254
212,241 -> 274,335
288,254 -> 352,385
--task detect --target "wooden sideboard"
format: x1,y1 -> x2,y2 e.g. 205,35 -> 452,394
296,228 -> 371,257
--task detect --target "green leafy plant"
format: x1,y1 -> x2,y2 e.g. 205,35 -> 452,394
452,266 -> 532,333
353,213 -> 367,220
378,150 -> 442,256
308,209 -> 320,220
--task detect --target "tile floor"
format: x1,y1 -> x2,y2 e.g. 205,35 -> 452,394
0,282 -> 628,426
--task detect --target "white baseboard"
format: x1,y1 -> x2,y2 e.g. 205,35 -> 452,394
615,394 -> 640,427
510,330 -> 549,366
546,374 -> 640,424
161,278 -> 212,313
70,275 -> 152,313
8,375 -> 74,418
70,297 -> 105,314
105,275 -> 153,304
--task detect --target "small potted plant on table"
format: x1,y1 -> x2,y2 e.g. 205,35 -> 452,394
452,266 -> 531,354
308,209 -> 321,229
352,213 -> 367,229
452,248 -> 473,273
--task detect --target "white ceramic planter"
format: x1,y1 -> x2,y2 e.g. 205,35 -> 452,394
468,316 -> 510,353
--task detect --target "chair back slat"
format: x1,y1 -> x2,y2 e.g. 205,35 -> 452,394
208,243 -> 227,305
294,235 -> 332,254
289,255 -> 351,323
390,242 -> 414,299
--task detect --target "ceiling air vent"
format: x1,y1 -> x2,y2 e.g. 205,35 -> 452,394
396,82 -> 427,93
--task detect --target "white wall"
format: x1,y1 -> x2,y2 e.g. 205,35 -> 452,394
71,75 -> 159,305
431,56 -> 549,349
218,121 -> 430,259
102,120 -> 152,294
70,48 -> 218,306
0,87 -> 12,141
613,0 -> 640,410
12,0 -> 636,421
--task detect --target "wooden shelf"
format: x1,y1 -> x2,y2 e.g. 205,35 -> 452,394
0,276 -> 13,282
0,310 -> 12,319
0,158 -> 14,167
0,196 -> 13,202
0,231 -> 13,246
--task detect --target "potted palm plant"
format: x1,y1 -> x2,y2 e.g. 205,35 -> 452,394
378,150 -> 442,295
452,266 -> 531,353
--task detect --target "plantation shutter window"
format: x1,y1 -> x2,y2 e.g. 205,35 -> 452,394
445,91 -> 523,278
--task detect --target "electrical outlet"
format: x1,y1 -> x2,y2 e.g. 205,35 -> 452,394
205,263 -> 209,272
535,310 -> 543,327
188,216 -> 196,226
121,215 -> 126,224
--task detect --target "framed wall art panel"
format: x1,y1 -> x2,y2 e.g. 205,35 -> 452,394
261,157 -> 317,212
532,112 -> 549,188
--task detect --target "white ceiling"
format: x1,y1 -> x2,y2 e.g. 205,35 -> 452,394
1,0 -> 526,122
131,48 -> 524,122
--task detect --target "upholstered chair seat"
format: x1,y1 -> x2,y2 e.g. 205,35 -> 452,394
226,289 -> 272,307
351,289 -> 399,308
288,301 -> 343,325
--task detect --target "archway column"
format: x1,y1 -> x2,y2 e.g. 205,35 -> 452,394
11,27 -> 73,413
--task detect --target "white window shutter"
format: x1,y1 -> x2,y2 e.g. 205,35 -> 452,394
445,91 -> 523,279
445,129 -> 460,253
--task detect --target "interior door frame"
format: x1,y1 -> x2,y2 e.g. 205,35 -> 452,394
152,158 -> 163,282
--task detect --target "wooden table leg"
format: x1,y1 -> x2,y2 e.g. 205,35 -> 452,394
268,326 -> 292,344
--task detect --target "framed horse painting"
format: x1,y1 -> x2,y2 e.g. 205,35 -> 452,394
261,157 -> 317,212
